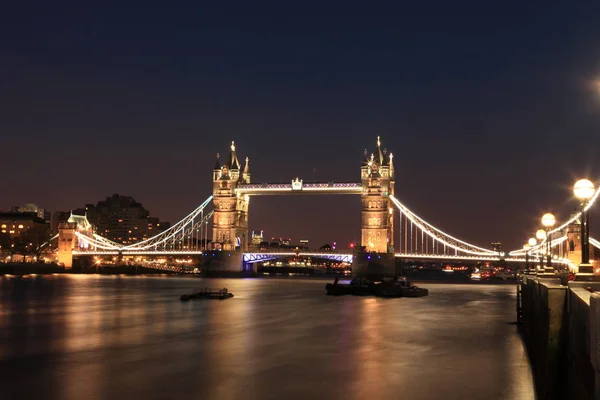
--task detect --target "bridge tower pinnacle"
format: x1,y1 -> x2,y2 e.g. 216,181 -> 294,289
212,141 -> 249,251
360,137 -> 395,253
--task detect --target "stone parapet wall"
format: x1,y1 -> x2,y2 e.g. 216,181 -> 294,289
521,278 -> 600,399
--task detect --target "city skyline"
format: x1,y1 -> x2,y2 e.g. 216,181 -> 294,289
3,2 -> 600,250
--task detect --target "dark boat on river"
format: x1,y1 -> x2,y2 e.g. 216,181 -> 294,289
180,288 -> 234,301
326,276 -> 428,298
325,277 -> 373,296
374,277 -> 429,298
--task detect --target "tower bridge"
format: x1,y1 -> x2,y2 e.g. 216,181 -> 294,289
211,138 -> 394,254
57,137 -> 597,276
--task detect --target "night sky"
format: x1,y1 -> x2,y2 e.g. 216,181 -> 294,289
3,1 -> 600,251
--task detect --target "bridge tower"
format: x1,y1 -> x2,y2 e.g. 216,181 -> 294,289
360,136 -> 395,253
57,222 -> 76,268
56,213 -> 94,268
212,142 -> 250,251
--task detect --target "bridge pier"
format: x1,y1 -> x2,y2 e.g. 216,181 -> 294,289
351,248 -> 398,280
202,250 -> 247,277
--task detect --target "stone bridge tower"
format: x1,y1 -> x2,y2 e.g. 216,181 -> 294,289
361,137 -> 395,253
212,141 -> 250,251
57,222 -> 76,268
57,213 -> 94,268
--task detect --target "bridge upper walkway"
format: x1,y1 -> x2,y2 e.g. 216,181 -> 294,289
235,181 -> 362,196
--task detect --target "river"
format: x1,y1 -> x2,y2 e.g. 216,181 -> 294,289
0,275 -> 534,399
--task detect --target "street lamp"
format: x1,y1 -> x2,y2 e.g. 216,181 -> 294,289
536,229 -> 546,274
574,179 -> 596,279
526,238 -> 537,273
536,229 -> 547,241
541,212 -> 556,276
523,244 -> 531,272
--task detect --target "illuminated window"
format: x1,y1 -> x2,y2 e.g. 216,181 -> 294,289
18,224 -> 24,229
1,224 -> 5,228
1,230 -> 5,233
9,230 -> 14,234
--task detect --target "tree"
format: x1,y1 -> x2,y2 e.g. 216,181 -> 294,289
0,224 -> 52,262
0,232 -> 23,261
0,232 -> 10,259
21,224 -> 52,260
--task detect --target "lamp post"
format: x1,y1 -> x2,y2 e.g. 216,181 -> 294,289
536,229 -> 547,275
523,244 -> 530,272
526,237 -> 537,274
574,179 -> 596,280
541,212 -> 556,276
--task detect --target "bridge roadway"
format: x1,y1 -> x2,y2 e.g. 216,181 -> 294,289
73,249 -> 540,264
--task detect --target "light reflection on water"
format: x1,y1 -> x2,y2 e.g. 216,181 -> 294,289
0,275 -> 533,399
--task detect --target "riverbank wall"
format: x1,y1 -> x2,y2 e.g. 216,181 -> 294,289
520,276 -> 600,399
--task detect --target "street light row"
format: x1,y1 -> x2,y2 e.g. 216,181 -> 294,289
522,179 -> 596,280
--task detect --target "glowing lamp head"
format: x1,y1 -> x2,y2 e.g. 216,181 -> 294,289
574,179 -> 595,201
528,238 -> 537,246
536,229 -> 547,240
541,213 -> 556,228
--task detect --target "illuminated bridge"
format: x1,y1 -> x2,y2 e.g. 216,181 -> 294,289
57,137 -> 599,274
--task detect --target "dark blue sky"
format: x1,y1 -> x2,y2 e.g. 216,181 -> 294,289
2,1 -> 600,250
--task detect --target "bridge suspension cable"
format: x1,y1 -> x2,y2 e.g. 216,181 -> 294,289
389,195 -> 498,256
121,196 -> 213,250
509,235 -> 568,256
507,185 -> 600,255
75,196 -> 214,253
36,233 -> 59,251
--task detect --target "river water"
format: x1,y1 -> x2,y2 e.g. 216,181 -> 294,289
0,275 -> 534,400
